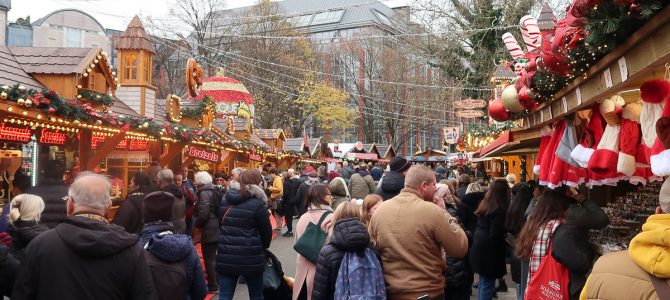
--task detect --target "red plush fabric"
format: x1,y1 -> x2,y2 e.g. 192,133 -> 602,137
640,79 -> 670,104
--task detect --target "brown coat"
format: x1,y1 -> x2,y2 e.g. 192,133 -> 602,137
580,251 -> 667,300
369,188 -> 468,300
293,207 -> 334,300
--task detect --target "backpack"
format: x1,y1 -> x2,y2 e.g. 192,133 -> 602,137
144,247 -> 188,300
210,187 -> 224,221
334,248 -> 386,300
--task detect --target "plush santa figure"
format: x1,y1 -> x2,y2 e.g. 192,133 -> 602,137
533,126 -> 553,175
571,105 -> 605,168
587,96 -> 625,179
617,102 -> 642,177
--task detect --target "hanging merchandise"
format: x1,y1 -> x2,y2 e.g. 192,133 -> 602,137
547,120 -> 584,189
587,96 -> 625,183
539,121 -> 563,187
571,105 -> 605,168
533,126 -> 553,175
639,79 -> 667,167
645,75 -> 670,177
557,119 -> 580,167
616,101 -> 650,185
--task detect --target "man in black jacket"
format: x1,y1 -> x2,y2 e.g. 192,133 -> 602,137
194,171 -> 221,293
12,172 -> 157,300
156,169 -> 185,234
0,244 -> 18,298
375,156 -> 411,200
282,170 -> 300,237
27,160 -> 68,228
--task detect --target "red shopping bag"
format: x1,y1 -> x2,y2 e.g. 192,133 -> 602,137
525,243 -> 570,300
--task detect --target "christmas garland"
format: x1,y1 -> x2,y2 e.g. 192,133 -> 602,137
79,89 -> 114,107
182,96 -> 214,119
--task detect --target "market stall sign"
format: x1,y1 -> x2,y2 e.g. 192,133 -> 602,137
187,146 -> 221,163
346,152 -> 378,160
39,129 -> 66,145
453,99 -> 487,110
91,134 -> 148,151
0,123 -> 31,143
456,110 -> 486,118
443,127 -> 460,145
248,153 -> 262,162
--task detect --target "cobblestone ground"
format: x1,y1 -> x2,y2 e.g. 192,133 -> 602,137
226,218 -> 518,300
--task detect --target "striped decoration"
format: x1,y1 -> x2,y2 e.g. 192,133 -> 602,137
520,16 -> 542,53
502,33 -> 525,59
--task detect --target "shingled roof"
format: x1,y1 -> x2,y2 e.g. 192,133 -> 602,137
116,15 -> 155,54
9,47 -> 100,75
538,3 -> 557,31
0,46 -> 44,90
493,63 -> 515,79
256,128 -> 284,140
285,138 -> 305,152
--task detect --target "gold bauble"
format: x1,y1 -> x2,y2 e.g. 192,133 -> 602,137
17,99 -> 25,105
24,101 -> 31,108
0,92 -> 7,99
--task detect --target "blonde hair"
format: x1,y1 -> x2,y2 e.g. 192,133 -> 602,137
327,201 -> 362,242
362,194 -> 383,225
9,194 -> 45,224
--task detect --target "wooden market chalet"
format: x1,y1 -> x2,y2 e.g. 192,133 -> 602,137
0,15 -> 306,205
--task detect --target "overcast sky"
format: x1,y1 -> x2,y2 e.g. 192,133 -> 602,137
9,0 -> 409,31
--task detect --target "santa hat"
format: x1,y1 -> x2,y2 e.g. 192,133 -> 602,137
617,102 -> 642,177
587,97 -> 624,178
533,126 -> 553,175
650,96 -> 670,176
556,119 -> 580,167
639,80 -> 667,166
571,105 -> 605,168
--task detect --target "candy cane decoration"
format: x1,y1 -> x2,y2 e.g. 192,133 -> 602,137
520,15 -> 542,52
502,33 -> 524,59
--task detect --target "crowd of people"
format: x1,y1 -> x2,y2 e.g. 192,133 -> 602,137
2,156 -> 670,300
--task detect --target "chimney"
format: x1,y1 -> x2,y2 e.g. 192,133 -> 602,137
0,0 -> 10,45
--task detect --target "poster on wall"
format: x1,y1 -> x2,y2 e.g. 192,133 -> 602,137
443,127 -> 460,145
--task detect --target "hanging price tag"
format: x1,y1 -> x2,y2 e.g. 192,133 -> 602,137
549,106 -> 553,119
618,57 -> 628,81
603,68 -> 613,88
562,97 -> 568,113
576,87 -> 582,104
541,110 -> 544,123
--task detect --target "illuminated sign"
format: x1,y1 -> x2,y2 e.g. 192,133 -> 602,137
187,146 -> 220,163
0,123 -> 32,142
248,153 -> 262,162
39,129 -> 67,145
91,134 -> 148,151
346,153 -> 378,160
454,99 -> 487,110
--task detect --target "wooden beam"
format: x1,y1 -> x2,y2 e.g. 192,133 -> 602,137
182,156 -> 196,168
86,131 -> 127,170
160,143 -> 186,168
79,129 -> 92,171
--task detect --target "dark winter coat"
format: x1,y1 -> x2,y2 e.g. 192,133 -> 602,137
375,171 -> 405,201
27,178 -> 68,228
282,178 -> 298,215
328,178 -> 350,210
216,182 -> 272,277
457,192 -> 485,235
0,244 -> 18,298
160,184 -> 186,234
338,166 -> 355,180
194,183 -> 220,244
140,222 -> 207,300
11,214 -> 157,300
312,218 -> 371,300
469,207 -> 507,278
294,181 -> 312,211
349,172 -> 376,200
8,220 -> 49,262
370,167 -> 383,181
456,186 -> 468,202
113,190 -> 151,235
551,224 -> 592,300
445,203 -> 474,291
565,200 -> 609,262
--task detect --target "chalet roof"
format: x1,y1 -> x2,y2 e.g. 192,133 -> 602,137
285,138 -> 305,152
256,128 -> 284,140
250,133 -> 271,150
0,46 -> 45,90
375,144 -> 394,157
493,63 -> 515,79
538,3 -> 557,31
308,138 -> 321,156
233,118 -> 252,132
116,16 -> 155,54
9,47 -> 101,75
362,143 -> 380,155
110,96 -> 141,118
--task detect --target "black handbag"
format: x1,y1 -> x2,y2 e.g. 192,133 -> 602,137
263,256 -> 282,289
293,211 -> 332,263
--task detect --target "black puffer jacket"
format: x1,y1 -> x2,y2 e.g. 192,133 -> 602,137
312,218 -> 371,300
0,244 -> 18,297
469,207 -> 507,278
27,178 -> 68,228
194,184 -> 220,244
457,192 -> 485,235
445,203 -> 473,291
8,220 -> 49,262
374,171 -> 405,201
113,189 -> 151,235
216,182 -> 272,277
160,184 -> 186,234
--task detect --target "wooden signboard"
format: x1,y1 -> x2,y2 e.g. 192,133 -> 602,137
454,99 -> 487,110
456,110 -> 485,118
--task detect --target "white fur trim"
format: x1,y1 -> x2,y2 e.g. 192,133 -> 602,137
651,149 -> 670,177
571,144 -> 594,168
533,165 -> 540,175
617,153 -> 636,176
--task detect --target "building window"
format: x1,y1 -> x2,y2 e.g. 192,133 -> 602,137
311,10 -> 344,25
144,55 -> 151,82
123,54 -> 138,80
64,27 -> 83,47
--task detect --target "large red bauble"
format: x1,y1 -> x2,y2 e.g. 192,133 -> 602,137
518,87 -> 536,110
489,98 -> 511,122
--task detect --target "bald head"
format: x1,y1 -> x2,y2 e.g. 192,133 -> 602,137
68,172 -> 112,214
404,165 -> 437,201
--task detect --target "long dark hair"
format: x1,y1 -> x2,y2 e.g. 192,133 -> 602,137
305,184 -> 330,208
132,173 -> 152,193
475,179 -> 510,216
515,189 -> 570,260
505,184 -> 533,236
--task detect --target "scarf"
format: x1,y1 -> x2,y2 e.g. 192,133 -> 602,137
527,219 -> 563,291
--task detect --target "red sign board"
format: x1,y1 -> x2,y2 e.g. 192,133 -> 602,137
456,110 -> 486,118
0,123 -> 32,143
39,129 -> 67,145
454,99 -> 487,110
248,153 -> 262,162
346,152 -> 378,160
187,146 -> 221,163
91,134 -> 148,151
